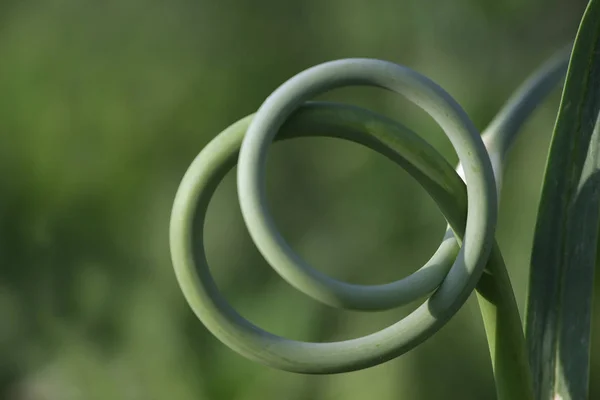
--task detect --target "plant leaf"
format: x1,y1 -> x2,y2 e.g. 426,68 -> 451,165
526,1 -> 600,399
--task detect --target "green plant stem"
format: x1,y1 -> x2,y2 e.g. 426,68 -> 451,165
457,46 -> 570,400
171,45 -> 571,400
172,100 -> 534,399
475,252 -> 534,400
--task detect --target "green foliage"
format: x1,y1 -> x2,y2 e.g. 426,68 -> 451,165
0,1 -> 593,399
527,1 -> 600,399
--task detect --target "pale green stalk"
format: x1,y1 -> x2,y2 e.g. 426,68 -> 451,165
169,49 -> 570,400
456,47 -> 570,400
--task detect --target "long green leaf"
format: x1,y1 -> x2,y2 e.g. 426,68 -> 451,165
526,1 -> 600,399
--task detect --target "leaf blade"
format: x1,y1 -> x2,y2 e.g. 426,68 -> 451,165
526,1 -> 600,399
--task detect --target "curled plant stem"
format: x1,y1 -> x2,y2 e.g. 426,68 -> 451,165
169,48 -> 569,400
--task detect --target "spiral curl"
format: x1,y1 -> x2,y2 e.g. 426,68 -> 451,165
169,53 -> 569,376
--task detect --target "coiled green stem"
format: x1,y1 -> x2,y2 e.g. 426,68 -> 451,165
169,50 -> 569,399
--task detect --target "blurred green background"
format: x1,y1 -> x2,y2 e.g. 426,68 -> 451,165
0,0 -> 595,399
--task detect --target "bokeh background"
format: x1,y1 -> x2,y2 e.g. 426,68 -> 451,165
0,0 -> 596,399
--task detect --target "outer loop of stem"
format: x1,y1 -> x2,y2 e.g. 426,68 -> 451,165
170,49 -> 568,398
170,59 -> 498,373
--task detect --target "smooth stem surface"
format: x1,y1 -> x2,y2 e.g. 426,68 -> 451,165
457,46 -> 570,400
476,253 -> 534,400
171,47 -> 570,400
481,47 -> 569,399
172,100 -> 533,398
